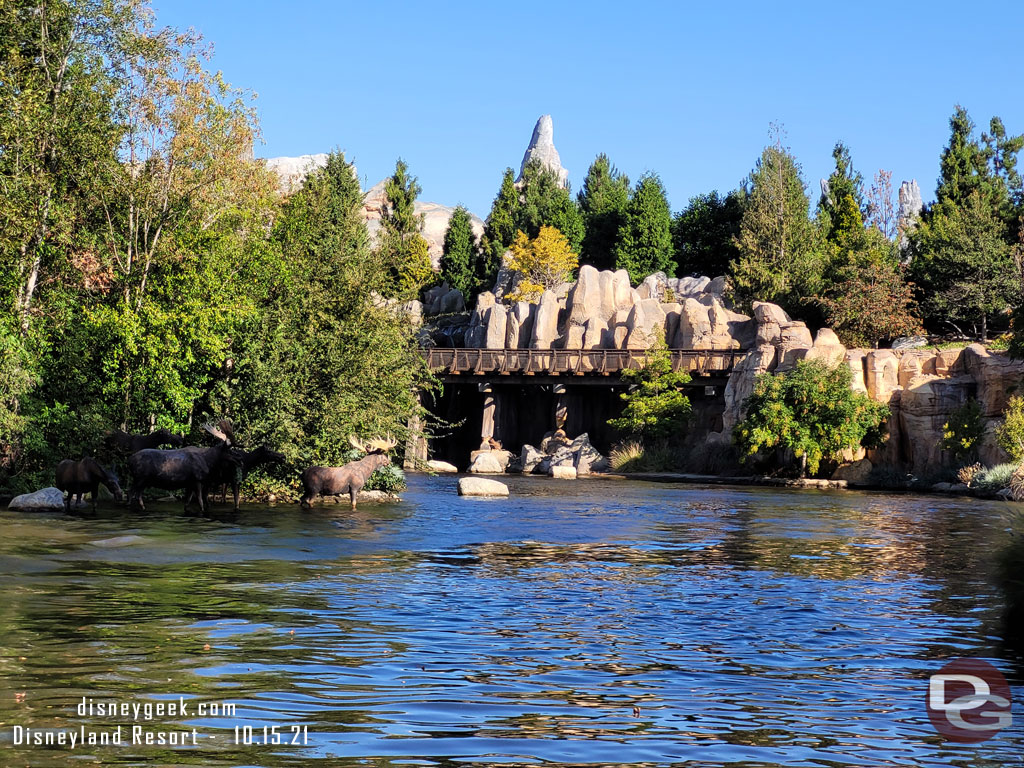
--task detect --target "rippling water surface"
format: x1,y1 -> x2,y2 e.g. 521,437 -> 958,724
0,475 -> 1022,767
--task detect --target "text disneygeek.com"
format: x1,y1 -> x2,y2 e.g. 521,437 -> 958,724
9,697 -> 310,749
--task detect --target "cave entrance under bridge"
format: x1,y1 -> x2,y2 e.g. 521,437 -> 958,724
411,348 -> 739,470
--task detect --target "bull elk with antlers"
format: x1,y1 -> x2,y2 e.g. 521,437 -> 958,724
300,435 -> 398,509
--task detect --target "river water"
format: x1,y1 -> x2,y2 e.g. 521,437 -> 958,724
0,475 -> 1021,767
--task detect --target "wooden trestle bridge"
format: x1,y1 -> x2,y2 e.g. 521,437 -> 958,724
422,347 -> 744,384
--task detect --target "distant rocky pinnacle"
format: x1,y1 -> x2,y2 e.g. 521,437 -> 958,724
264,154 -> 330,195
897,179 -> 924,250
517,115 -> 569,188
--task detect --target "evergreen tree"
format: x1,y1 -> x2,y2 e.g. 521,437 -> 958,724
818,142 -> 866,244
672,190 -> 743,278
910,190 -> 1014,340
518,159 -> 584,252
982,116 -> 1024,213
378,159 -> 431,300
936,106 -> 991,209
613,173 -> 675,284
731,138 -> 823,312
480,168 -> 519,288
577,154 -> 630,270
439,206 -> 478,297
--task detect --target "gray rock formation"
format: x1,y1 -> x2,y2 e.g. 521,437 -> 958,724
8,487 -> 65,511
897,179 -> 923,251
264,154 -> 330,194
517,115 -> 569,188
457,477 -> 509,496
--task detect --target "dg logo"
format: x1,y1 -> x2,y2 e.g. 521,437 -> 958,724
927,658 -> 1014,743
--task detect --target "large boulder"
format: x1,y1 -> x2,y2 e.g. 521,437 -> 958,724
831,458 -> 873,485
549,465 -> 577,479
531,290 -> 561,348
805,328 -> 846,366
458,477 -> 510,497
520,444 -> 545,474
427,460 -> 458,473
9,487 -> 65,511
468,451 -> 509,474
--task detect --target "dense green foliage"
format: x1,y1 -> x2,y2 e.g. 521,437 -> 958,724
0,3 -> 428,493
577,154 -> 630,271
733,360 -> 889,477
996,395 -> 1024,463
672,191 -> 743,278
941,399 -> 986,462
479,162 -> 583,292
439,206 -> 479,297
613,173 -> 675,284
608,337 -> 692,440
378,159 -> 433,299
731,139 -> 823,314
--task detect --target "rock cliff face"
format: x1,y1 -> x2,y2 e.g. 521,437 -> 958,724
517,115 -> 569,188
265,154 -> 330,194
462,265 -> 747,352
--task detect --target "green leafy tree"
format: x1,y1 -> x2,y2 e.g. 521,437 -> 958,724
731,133 -> 823,313
480,168 -> 520,288
733,359 -> 889,477
941,399 -> 985,462
439,205 -> 478,297
232,152 -> 428,468
614,173 -> 675,284
577,153 -> 630,270
672,190 -> 744,278
504,227 -> 579,303
909,190 -> 1015,340
608,334 -> 692,440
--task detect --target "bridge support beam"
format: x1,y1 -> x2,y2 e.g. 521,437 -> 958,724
480,391 -> 502,450
404,390 -> 428,470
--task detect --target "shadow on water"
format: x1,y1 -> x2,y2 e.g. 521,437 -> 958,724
0,475 -> 1021,766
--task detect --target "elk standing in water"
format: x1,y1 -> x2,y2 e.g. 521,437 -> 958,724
55,458 -> 123,512
300,435 -> 397,509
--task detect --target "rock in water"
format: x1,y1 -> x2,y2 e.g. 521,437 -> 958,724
458,477 -> 510,497
468,452 -> 507,474
8,487 -> 66,511
517,115 -> 569,188
427,460 -> 458,473
549,465 -> 577,479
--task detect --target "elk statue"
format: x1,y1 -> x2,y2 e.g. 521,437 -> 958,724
300,435 -> 398,509
127,421 -> 238,513
55,458 -> 123,512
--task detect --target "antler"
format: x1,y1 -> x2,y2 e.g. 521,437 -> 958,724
349,434 -> 368,453
203,419 -> 234,446
367,433 -> 398,453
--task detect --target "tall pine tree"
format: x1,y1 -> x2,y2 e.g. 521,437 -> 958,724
731,137 -> 822,313
379,159 -> 432,299
613,173 -> 675,284
577,153 -> 630,270
672,190 -> 743,278
439,206 -> 478,297
480,168 -> 519,288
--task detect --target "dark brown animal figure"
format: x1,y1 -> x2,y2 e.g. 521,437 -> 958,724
127,422 -> 234,513
55,458 -> 123,512
194,445 -> 284,511
107,428 -> 184,454
301,435 -> 397,509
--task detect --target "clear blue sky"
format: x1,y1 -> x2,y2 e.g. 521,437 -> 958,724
155,0 -> 1024,217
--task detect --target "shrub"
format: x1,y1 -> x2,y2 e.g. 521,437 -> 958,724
610,441 -> 644,471
974,463 -> 1018,494
942,399 -> 985,461
733,359 -> 890,477
996,395 -> 1024,463
958,462 -> 984,487
365,463 -> 406,494
608,333 -> 692,440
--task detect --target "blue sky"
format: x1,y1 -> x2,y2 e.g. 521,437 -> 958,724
155,0 -> 1024,217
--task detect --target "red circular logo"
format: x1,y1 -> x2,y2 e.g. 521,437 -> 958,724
927,658 -> 1013,743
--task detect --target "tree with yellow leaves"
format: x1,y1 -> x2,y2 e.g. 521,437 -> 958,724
505,226 -> 578,303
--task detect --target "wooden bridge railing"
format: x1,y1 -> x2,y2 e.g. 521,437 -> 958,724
422,348 -> 744,376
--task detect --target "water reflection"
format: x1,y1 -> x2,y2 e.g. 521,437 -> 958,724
0,477 -> 1020,766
